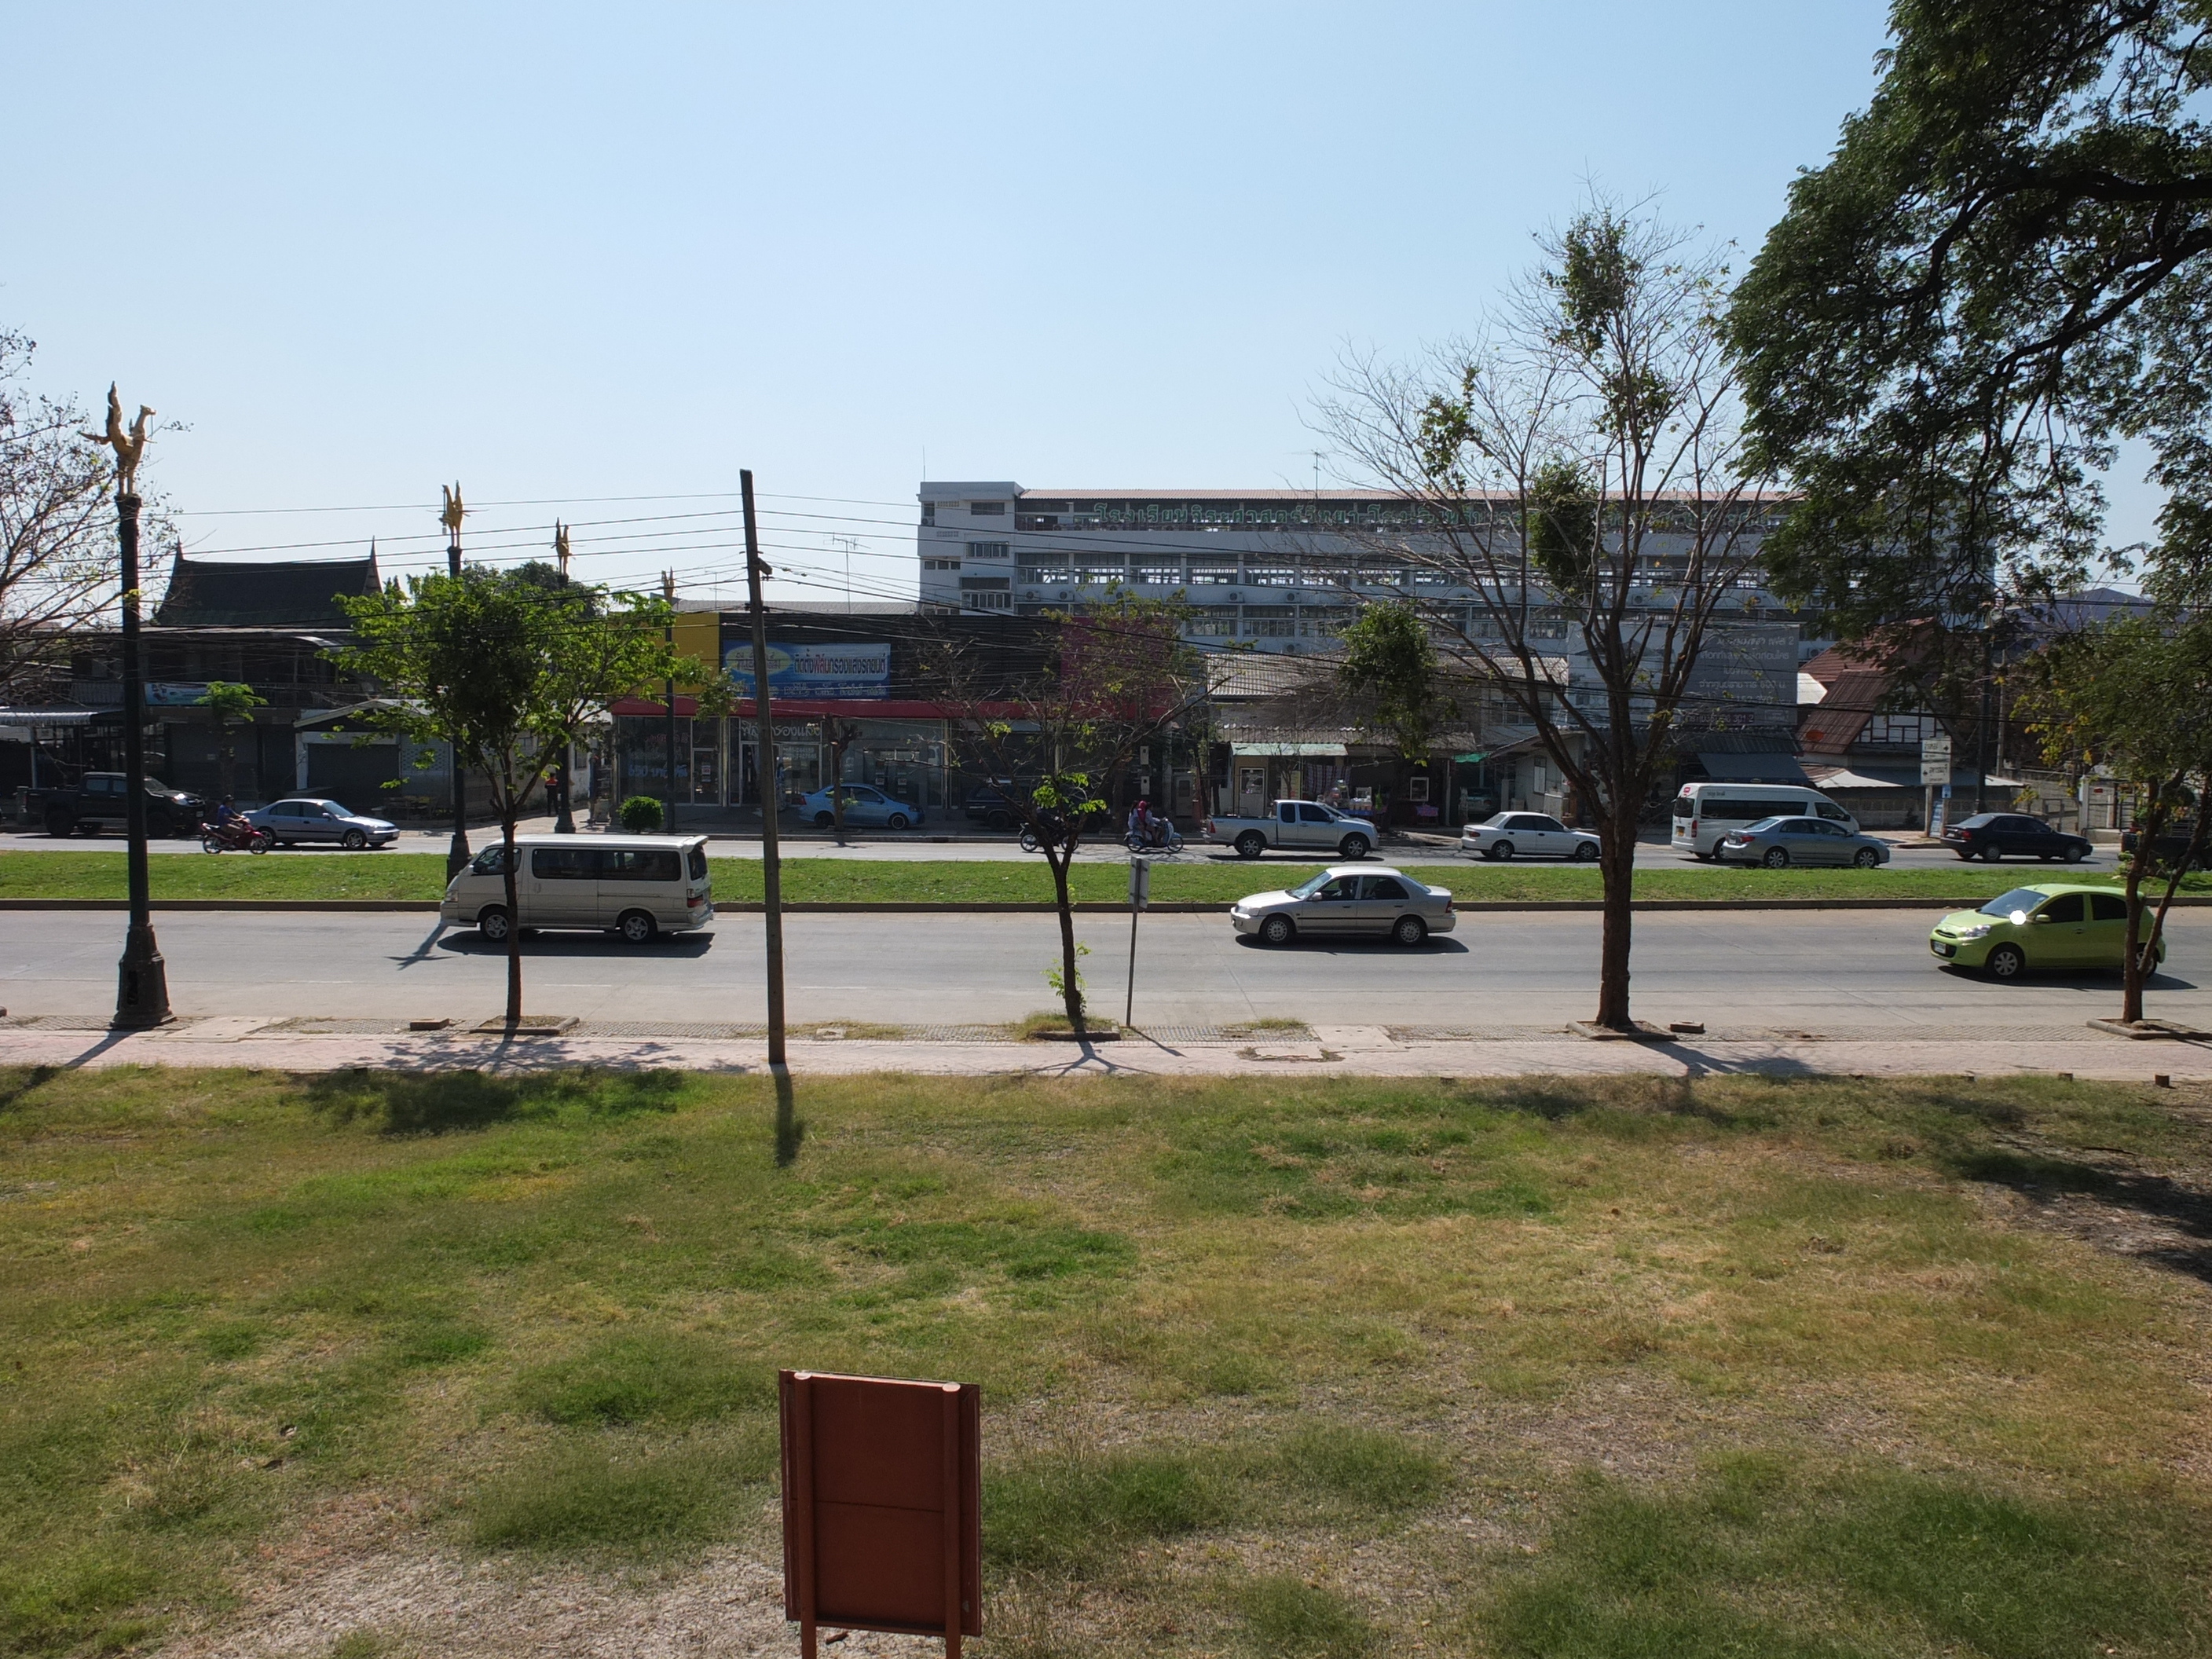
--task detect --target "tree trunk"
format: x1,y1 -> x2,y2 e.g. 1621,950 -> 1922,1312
218,723 -> 236,807
500,815 -> 523,1025
1048,844 -> 1085,1034
1593,797 -> 1638,1029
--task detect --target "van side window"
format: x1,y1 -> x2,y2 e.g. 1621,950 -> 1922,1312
1815,802 -> 1849,822
687,845 -> 709,881
532,847 -> 596,880
470,846 -> 511,875
605,849 -> 680,882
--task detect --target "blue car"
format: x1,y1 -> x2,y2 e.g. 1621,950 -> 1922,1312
801,784 -> 925,830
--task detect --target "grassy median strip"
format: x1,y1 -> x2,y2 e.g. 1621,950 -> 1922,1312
2,848 -> 2203,907
0,1068 -> 2207,1655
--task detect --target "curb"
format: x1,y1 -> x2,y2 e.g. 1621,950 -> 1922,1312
5,896 -> 2209,915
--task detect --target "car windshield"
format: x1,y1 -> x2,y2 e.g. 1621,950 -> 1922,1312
1288,872 -> 1335,898
1979,886 -> 2050,917
1482,812 -> 1511,826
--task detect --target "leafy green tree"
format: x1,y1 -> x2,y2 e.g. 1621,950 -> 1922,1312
1320,201 -> 1771,1031
333,569 -> 714,1025
1731,0 -> 2212,674
2016,612 -> 2212,1023
192,679 -> 266,804
1337,601 -> 1454,757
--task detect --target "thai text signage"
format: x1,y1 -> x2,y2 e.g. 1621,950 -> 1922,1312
780,1369 -> 981,1657
727,642 -> 892,700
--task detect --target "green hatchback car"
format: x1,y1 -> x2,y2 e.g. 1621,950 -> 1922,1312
1928,883 -> 2166,980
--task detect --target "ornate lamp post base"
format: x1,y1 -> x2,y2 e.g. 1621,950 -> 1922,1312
113,921 -> 173,1028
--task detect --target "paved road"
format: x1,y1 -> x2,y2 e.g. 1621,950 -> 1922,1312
3,908 -> 2197,1032
0,824 -> 2123,873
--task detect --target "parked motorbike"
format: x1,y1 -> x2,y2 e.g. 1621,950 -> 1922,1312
200,818 -> 274,854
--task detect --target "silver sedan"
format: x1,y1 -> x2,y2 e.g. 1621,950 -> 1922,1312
246,797 -> 401,849
1716,815 -> 1892,869
1230,865 -> 1457,946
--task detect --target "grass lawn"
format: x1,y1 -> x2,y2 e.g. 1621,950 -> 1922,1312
2,848 -> 2200,907
2,1066 -> 2209,1656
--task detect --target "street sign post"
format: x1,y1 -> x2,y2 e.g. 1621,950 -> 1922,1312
780,1371 -> 982,1658
1921,734 -> 1954,837
1126,856 -> 1150,1028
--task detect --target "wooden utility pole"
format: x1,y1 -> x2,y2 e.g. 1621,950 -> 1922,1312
662,571 -> 680,830
441,483 -> 471,878
743,471 -> 787,1064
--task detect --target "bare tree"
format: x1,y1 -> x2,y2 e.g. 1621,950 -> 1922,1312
0,331 -> 138,696
1317,201 -> 1775,1031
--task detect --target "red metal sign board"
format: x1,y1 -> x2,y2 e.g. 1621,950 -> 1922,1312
780,1370 -> 982,1657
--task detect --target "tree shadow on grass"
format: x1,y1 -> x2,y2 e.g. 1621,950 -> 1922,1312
302,1067 -> 690,1135
0,1064 -> 60,1115
1949,1146 -> 2212,1284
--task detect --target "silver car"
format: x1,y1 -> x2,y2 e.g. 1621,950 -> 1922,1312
1461,811 -> 1600,861
1231,864 -> 1456,947
247,796 -> 400,849
1716,815 -> 1891,869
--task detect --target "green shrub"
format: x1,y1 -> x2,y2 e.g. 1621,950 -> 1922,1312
618,795 -> 664,833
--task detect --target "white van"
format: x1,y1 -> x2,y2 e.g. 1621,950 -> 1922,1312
441,833 -> 714,943
1671,782 -> 1857,859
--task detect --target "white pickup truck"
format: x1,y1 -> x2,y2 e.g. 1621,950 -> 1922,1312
1210,799 -> 1379,860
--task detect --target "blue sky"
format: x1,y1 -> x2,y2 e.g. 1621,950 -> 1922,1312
18,2 -> 2119,607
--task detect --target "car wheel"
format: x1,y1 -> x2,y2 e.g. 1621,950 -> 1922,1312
2067,845 -> 2089,863
1491,840 -> 1516,860
340,829 -> 367,850
1574,841 -> 1599,862
1259,914 -> 1295,946
617,910 -> 657,944
1338,834 -> 1371,859
1763,847 -> 1789,868
886,812 -> 910,830
477,906 -> 511,943
1392,914 -> 1428,947
1982,846 -> 2003,862
814,811 -> 834,828
988,810 -> 1013,830
44,809 -> 71,837
1852,847 -> 1881,868
1985,943 -> 2026,980
1235,831 -> 1267,859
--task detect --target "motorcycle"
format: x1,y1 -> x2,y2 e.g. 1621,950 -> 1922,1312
200,817 -> 274,854
1018,812 -> 1073,854
1124,823 -> 1185,854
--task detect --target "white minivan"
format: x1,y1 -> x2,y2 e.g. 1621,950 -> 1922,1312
441,833 -> 714,943
1670,782 -> 1858,859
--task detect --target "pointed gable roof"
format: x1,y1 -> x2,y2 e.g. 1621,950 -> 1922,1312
153,550 -> 383,628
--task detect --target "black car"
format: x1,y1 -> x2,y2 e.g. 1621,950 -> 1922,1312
1941,811 -> 2093,863
963,782 -> 1030,831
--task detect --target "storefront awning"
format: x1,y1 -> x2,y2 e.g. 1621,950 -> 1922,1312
0,708 -> 101,727
1231,742 -> 1347,757
1696,751 -> 1810,784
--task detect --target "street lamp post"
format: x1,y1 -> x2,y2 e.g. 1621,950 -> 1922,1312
441,484 -> 471,878
80,390 -> 170,1027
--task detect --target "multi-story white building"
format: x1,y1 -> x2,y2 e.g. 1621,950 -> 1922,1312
914,480 -> 1792,656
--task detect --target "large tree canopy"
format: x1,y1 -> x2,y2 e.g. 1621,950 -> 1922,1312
1732,0 -> 2212,624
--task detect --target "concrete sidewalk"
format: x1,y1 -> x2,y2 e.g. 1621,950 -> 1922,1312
4,1020 -> 2204,1082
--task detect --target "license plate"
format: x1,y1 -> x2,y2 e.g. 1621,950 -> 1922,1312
1931,941 -> 1955,957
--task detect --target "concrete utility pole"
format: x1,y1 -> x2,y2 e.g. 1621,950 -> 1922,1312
441,484 -> 471,878
743,470 -> 787,1065
552,522 -> 577,833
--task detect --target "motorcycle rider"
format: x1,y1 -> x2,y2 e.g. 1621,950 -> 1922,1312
1127,797 -> 1170,848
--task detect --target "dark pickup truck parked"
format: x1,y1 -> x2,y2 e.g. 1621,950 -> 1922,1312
2121,822 -> 2207,870
25,773 -> 208,838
